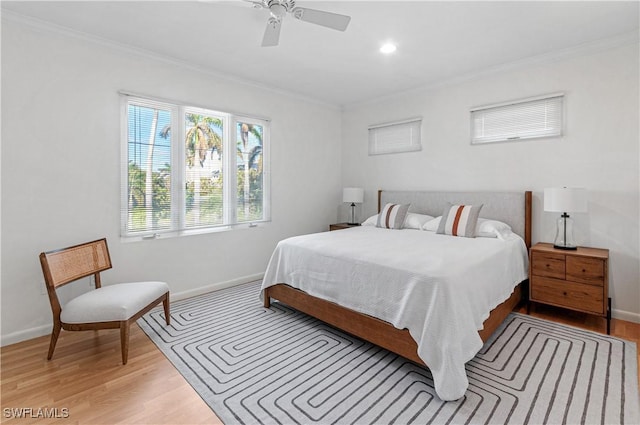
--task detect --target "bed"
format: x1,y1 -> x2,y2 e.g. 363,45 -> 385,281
261,190 -> 532,401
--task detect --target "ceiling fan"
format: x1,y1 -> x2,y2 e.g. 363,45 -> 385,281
244,0 -> 351,47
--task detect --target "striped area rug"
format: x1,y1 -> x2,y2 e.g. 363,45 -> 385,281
138,281 -> 639,424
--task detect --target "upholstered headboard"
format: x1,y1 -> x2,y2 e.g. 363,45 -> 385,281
378,190 -> 532,247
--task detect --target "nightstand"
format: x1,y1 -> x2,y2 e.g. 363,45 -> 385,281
329,223 -> 361,231
529,242 -> 610,334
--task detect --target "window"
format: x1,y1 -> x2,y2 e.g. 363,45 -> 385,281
121,94 -> 270,239
470,93 -> 563,144
368,118 -> 422,155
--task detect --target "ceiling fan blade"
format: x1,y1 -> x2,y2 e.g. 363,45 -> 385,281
262,18 -> 282,47
292,7 -> 351,31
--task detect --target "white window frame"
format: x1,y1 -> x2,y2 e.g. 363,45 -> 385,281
470,93 -> 564,145
233,114 -> 271,226
120,93 -> 270,241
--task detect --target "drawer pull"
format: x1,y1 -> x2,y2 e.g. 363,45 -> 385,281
563,292 -> 567,296
582,269 -> 586,272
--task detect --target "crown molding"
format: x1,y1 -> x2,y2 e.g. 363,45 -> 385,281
343,30 -> 640,110
2,8 -> 637,111
1,9 -> 341,111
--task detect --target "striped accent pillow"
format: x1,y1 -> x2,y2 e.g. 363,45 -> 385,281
376,203 -> 410,229
436,203 -> 483,237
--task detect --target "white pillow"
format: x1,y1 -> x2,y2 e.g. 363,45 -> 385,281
476,219 -> 512,239
422,216 -> 513,239
422,216 -> 441,232
404,213 -> 435,230
364,213 -> 434,229
361,214 -> 378,226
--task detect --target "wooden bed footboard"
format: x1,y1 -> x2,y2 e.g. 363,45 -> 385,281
263,282 -> 524,366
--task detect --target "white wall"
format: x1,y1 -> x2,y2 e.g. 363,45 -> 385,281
1,17 -> 342,344
341,43 -> 640,322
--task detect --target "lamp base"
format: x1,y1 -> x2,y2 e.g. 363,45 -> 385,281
349,203 -> 357,225
554,213 -> 578,251
553,244 -> 578,250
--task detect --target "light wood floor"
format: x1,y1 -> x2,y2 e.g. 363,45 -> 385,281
2,305 -> 638,424
1,324 -> 222,424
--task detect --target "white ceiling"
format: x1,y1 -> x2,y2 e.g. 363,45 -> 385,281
2,1 -> 639,106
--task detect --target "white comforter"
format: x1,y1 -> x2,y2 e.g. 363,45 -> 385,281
260,226 -> 529,401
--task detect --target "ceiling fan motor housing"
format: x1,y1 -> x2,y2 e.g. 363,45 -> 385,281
267,0 -> 295,18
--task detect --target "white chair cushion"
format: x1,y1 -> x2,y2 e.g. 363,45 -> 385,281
61,281 -> 169,324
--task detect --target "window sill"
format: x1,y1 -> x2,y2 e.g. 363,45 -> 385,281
120,220 -> 270,243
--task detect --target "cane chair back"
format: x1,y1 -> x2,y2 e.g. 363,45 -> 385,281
40,238 -> 111,289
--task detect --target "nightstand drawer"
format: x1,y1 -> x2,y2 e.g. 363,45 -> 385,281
566,257 -> 604,286
531,251 -> 565,279
531,276 -> 604,315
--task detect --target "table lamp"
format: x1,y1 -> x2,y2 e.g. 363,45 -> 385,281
343,188 -> 364,225
544,187 -> 587,250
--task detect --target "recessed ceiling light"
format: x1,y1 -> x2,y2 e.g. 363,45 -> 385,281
380,43 -> 397,54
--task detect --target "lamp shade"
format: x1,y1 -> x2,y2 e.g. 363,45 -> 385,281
343,187 -> 364,204
544,187 -> 588,213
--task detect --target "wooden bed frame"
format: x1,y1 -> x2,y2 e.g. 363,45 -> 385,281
263,190 -> 532,366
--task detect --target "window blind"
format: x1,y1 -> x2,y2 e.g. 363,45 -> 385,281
368,118 -> 422,155
123,99 -> 176,235
471,94 -> 563,144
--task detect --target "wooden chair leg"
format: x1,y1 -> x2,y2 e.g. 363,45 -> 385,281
47,321 -> 62,360
120,322 -> 130,365
163,294 -> 170,325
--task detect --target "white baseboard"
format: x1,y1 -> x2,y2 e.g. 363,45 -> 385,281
0,274 -> 264,347
612,308 -> 640,324
170,273 -> 264,302
1,324 -> 52,347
